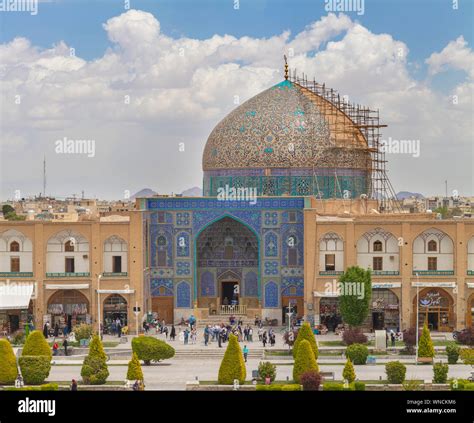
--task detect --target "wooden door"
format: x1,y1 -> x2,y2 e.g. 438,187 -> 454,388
152,297 -> 174,324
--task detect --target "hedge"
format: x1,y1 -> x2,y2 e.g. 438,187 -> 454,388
293,322 -> 318,359
293,339 -> 318,384
22,331 -> 51,359
218,334 -> 246,385
322,382 -> 364,391
460,348 -> 474,365
0,339 -> 18,384
131,336 -> 175,365
385,361 -> 406,384
449,379 -> 474,391
256,384 -> 301,391
5,383 -> 58,391
81,335 -> 109,385
345,343 -> 369,365
18,356 -> 51,385
127,352 -> 144,382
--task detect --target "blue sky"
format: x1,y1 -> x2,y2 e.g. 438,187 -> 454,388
1,0 -> 472,63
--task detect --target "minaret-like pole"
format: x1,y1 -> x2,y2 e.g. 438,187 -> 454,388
284,55 -> 289,80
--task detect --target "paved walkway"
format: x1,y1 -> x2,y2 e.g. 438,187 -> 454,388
48,359 -> 473,390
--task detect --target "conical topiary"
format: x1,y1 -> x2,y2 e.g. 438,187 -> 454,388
127,352 -> 144,382
22,330 -> 51,358
342,358 -> 356,383
81,334 -> 109,385
293,339 -> 318,384
293,322 -> 318,359
0,339 -> 18,384
218,334 -> 246,385
418,322 -> 435,358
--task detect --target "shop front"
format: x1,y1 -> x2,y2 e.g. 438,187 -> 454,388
370,284 -> 400,331
0,282 -> 35,334
318,297 -> 341,332
412,285 -> 454,332
45,288 -> 90,332
103,294 -> 128,333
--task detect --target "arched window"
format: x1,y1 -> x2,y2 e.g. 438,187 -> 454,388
428,240 -> 437,252
287,235 -> 297,266
65,240 -> 75,252
373,240 -> 383,252
9,241 -> 20,252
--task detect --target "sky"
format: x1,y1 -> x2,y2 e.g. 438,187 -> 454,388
0,0 -> 473,200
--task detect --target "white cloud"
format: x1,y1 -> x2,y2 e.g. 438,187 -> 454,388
0,10 -> 472,199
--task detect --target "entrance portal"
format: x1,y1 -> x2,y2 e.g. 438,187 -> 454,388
222,281 -> 239,305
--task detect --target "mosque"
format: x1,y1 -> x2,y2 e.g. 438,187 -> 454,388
138,61 -> 474,330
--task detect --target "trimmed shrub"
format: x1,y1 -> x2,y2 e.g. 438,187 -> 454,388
293,339 -> 318,384
293,322 -> 318,359
354,381 -> 366,391
418,323 -> 434,358
402,328 -> 418,355
403,379 -> 422,391
218,334 -> 246,385
258,361 -> 276,382
342,329 -> 368,346
460,348 -> 474,365
385,361 -> 406,384
300,370 -> 321,391
342,359 -> 356,383
446,342 -> 460,364
73,324 -> 93,342
433,362 -> 449,384
22,330 -> 51,359
457,327 -> 474,346
256,384 -> 301,391
345,343 -> 369,365
131,336 -> 175,365
18,356 -> 51,385
0,339 -> 18,384
323,382 -> 344,391
81,335 -> 109,385
127,352 -> 144,382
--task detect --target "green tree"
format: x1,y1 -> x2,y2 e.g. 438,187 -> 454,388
293,339 -> 318,384
339,266 -> 372,327
1,205 -> 14,216
293,322 -> 318,359
22,330 -> 51,359
418,322 -> 435,358
127,352 -> 144,382
131,336 -> 175,365
81,334 -> 109,385
342,359 -> 356,383
0,339 -> 18,384
18,356 -> 51,385
217,334 -> 246,385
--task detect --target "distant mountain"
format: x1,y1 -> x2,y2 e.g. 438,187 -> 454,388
396,191 -> 424,200
181,187 -> 202,197
130,188 -> 158,199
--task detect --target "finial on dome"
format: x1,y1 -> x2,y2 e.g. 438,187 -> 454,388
284,55 -> 288,80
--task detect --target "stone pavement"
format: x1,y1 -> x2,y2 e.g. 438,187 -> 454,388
48,359 -> 473,391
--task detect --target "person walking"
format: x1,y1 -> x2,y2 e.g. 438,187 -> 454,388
243,345 -> 249,362
262,331 -> 267,348
70,379 -> 78,391
249,326 -> 253,342
43,323 -> 49,339
184,328 -> 189,345
53,323 -> 59,338
204,325 -> 210,346
63,338 -> 69,356
390,331 -> 396,348
170,325 -> 176,341
218,328 -> 223,348
117,320 -> 122,338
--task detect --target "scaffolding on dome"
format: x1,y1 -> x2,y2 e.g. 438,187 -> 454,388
288,69 -> 402,213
